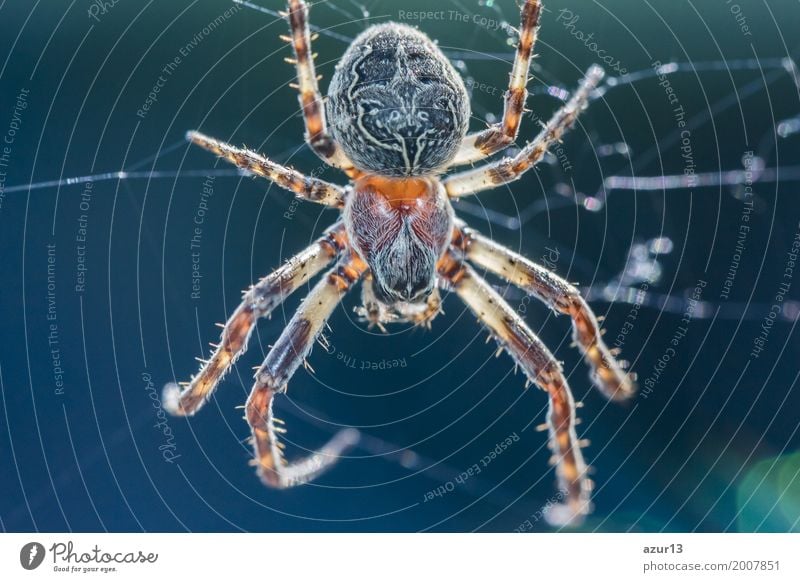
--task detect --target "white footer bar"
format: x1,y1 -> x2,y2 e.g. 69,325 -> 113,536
1,533 -> 797,581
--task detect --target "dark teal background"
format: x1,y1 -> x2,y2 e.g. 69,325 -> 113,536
1,0 -> 799,532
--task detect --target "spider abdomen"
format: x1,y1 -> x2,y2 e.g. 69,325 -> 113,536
345,176 -> 453,303
327,23 -> 470,177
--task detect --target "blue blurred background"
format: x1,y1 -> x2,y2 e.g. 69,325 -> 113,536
1,0 -> 799,532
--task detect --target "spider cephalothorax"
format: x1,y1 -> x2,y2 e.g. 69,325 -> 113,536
326,23 -> 470,177
164,0 -> 636,528
345,176 -> 453,304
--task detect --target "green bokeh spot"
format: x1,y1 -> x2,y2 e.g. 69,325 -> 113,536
736,452 -> 800,532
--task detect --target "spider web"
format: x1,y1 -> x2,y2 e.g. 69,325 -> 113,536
4,4 -> 797,323
2,0 -> 799,534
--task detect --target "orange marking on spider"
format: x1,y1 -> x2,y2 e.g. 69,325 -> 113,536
166,0 -> 633,528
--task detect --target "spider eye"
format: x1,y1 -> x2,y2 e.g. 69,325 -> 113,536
389,110 -> 401,122
417,110 -> 430,122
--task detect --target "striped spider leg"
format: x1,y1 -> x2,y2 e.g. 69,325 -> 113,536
450,223 -> 635,401
435,64 -> 632,525
165,130 -> 361,485
451,0 -> 543,166
169,0 -> 629,518
246,253 -> 367,487
437,251 -> 592,527
164,131 -> 349,416
183,131 -> 347,206
162,221 -> 348,416
283,0 -> 358,175
444,65 -> 605,197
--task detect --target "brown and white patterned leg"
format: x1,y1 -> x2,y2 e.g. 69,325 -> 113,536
438,251 -> 591,526
444,65 -> 605,198
163,223 -> 348,417
450,0 -> 543,166
284,0 -> 357,174
356,276 -> 443,330
246,254 -> 367,488
356,275 -> 395,332
452,225 -> 635,401
187,130 -> 347,207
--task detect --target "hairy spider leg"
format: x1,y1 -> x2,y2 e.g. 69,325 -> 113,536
438,251 -> 592,526
444,65 -> 604,197
451,224 -> 636,401
246,254 -> 367,487
186,130 -> 347,207
284,0 -> 358,175
451,0 -> 543,166
164,223 -> 349,416
357,275 -> 444,330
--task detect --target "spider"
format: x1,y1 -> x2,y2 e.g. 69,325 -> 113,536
163,0 -> 635,527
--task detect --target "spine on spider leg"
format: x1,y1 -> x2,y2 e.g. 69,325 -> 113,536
252,257 -> 365,394
286,0 -> 336,161
537,363 -> 593,528
444,66 -> 605,197
185,131 -> 345,206
246,384 -> 360,489
499,65 -> 606,182
455,227 -> 635,401
563,295 -> 636,401
162,224 -> 349,417
469,0 -> 543,157
438,255 -> 592,526
502,0 -> 542,138
246,256 -> 366,488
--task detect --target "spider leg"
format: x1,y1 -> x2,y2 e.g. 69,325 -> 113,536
163,222 -> 348,417
356,275 -> 394,332
186,131 -> 347,207
356,276 -> 442,330
450,0 -> 542,167
247,253 -> 367,488
444,65 -> 604,198
284,0 -> 357,175
452,224 -> 636,401
438,251 -> 591,526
